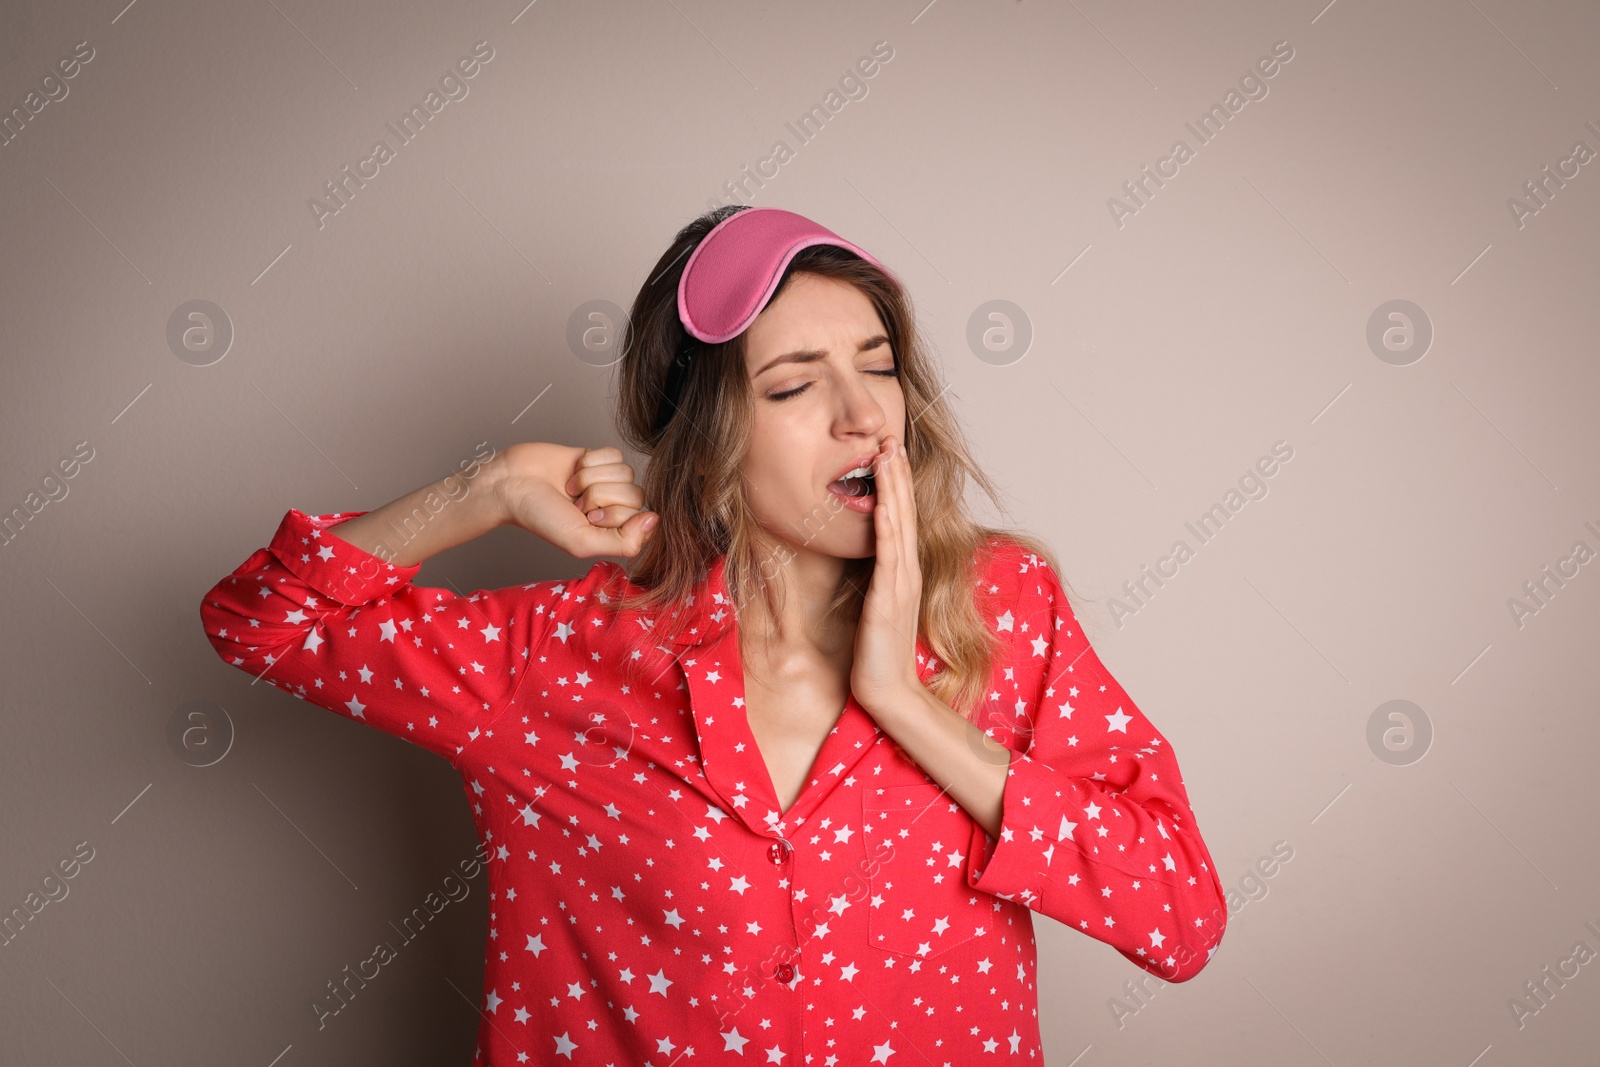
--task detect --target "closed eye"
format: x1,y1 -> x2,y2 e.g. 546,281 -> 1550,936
770,367 -> 899,402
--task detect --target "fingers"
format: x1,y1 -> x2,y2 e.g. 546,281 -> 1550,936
873,438 -> 896,568
565,448 -> 656,536
876,435 -> 902,566
566,461 -> 639,498
621,509 -> 660,552
583,504 -> 644,528
577,446 -> 624,469
891,436 -> 914,536
578,508 -> 660,559
875,434 -> 916,580
574,482 -> 646,519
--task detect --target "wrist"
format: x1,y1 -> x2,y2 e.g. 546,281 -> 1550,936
480,446 -> 520,527
858,677 -> 933,726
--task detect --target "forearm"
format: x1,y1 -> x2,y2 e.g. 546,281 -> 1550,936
328,446 -> 512,569
865,686 -> 1012,839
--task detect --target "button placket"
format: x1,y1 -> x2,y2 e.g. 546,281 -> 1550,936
764,837 -> 797,987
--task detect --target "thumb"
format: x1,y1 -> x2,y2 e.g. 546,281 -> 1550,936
619,510 -> 660,554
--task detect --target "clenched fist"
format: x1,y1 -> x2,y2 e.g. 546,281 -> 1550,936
496,442 -> 659,559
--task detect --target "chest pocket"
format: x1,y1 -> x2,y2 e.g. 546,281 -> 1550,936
861,782 -> 993,960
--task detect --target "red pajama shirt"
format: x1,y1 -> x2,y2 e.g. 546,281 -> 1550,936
201,508 -> 1227,1065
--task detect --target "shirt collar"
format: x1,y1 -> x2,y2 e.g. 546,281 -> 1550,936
663,554 -> 738,649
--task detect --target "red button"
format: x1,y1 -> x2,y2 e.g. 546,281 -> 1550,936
767,841 -> 789,865
774,962 -> 795,983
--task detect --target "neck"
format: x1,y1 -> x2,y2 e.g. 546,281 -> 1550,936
739,538 -> 860,654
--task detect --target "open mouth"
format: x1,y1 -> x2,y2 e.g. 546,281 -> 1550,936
828,463 -> 877,500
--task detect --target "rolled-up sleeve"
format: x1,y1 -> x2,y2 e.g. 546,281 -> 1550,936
965,546 -> 1228,982
199,507 -> 582,766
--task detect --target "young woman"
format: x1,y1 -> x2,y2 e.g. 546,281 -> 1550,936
201,205 -> 1227,1064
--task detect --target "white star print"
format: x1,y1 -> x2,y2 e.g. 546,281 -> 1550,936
198,520 -> 1225,1064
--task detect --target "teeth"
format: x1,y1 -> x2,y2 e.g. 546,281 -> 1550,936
840,465 -> 873,479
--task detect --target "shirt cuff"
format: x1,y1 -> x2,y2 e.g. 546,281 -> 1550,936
965,749 -> 1050,907
265,508 -> 423,607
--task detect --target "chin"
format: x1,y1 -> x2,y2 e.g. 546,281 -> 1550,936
758,501 -> 876,560
811,529 -> 877,561
767,528 -> 872,563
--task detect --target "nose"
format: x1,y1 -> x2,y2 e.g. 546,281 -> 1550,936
833,373 -> 887,439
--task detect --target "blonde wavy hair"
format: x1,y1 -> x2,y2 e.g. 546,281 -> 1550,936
608,204 -> 1067,723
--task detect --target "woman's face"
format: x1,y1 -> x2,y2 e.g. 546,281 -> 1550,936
739,271 -> 906,562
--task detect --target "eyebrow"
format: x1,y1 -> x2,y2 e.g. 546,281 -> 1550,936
753,334 -> 891,378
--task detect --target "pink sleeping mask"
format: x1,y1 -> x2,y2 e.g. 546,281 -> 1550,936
654,207 -> 892,436
676,206 -> 891,343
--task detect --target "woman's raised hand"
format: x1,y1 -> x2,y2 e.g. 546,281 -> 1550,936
496,442 -> 659,559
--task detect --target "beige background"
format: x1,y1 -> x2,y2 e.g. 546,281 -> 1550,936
3,0 -> 1598,1063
